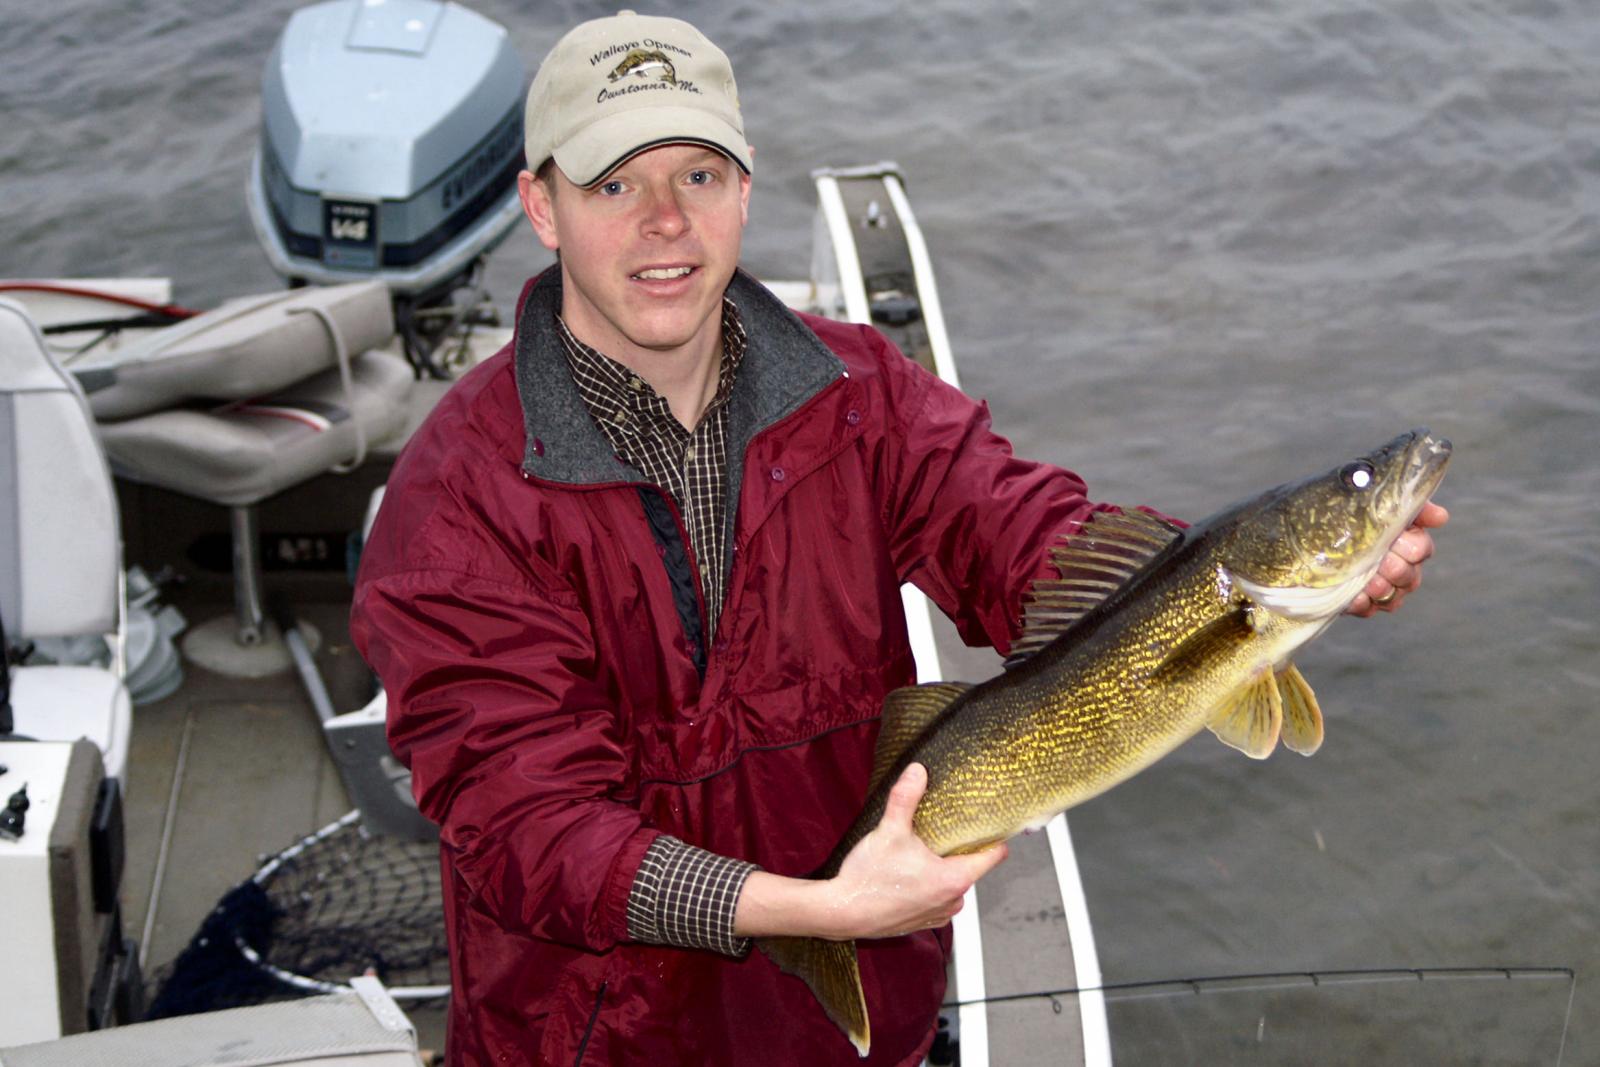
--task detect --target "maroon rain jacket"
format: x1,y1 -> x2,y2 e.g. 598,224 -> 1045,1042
351,269 -> 1114,1065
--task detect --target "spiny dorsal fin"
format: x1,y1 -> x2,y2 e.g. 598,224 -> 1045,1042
1207,669 -> 1283,759
1276,663 -> 1324,755
1006,509 -> 1185,668
871,682 -> 972,792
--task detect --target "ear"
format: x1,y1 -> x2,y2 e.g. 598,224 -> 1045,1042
737,165 -> 752,226
518,169 -> 561,251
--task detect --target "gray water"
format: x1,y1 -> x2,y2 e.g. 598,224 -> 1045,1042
4,1 -> 1598,1062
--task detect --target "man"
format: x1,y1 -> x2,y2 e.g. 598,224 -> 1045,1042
351,12 -> 1446,1066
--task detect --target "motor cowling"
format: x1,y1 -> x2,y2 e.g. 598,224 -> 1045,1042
247,0 -> 526,302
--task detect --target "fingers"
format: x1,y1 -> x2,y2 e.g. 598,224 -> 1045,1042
1358,570 -> 1415,615
951,840 -> 1010,882
1350,533 -> 1435,615
1348,504 -> 1446,616
1414,500 -> 1450,528
830,766 -> 1012,939
1388,526 -> 1436,567
881,762 -> 1008,879
1380,528 -> 1434,594
1350,568 -> 1403,616
880,762 -> 928,830
898,843 -> 1008,934
1375,549 -> 1420,592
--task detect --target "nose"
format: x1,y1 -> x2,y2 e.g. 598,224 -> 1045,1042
641,184 -> 689,239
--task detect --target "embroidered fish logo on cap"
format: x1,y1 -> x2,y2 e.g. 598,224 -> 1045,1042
609,48 -> 678,85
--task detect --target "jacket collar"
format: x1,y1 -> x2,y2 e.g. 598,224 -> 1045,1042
514,267 -> 845,483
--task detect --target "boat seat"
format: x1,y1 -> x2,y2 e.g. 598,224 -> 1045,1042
97,349 -> 414,508
0,298 -> 132,782
75,282 -> 395,421
92,286 -> 413,660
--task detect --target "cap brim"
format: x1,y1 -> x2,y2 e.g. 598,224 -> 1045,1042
552,106 -> 753,187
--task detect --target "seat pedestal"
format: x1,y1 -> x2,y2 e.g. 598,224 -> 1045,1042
180,616 -> 322,679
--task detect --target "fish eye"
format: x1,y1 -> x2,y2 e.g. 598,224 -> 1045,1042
1340,461 -> 1376,491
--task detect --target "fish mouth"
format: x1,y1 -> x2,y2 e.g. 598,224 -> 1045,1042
1394,428 -> 1452,521
1342,427 -> 1451,603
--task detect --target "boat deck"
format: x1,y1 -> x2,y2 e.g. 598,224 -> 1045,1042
115,430 -> 456,1053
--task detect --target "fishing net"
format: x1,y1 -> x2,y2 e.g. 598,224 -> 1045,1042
146,810 -> 449,1019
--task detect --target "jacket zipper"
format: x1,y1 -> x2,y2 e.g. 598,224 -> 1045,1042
638,485 -> 711,676
664,489 -> 710,648
573,980 -> 607,1065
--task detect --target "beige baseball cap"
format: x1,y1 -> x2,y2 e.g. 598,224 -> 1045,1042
525,11 -> 753,187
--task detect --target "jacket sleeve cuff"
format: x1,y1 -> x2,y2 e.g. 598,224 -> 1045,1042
626,835 -> 760,958
592,825 -> 663,947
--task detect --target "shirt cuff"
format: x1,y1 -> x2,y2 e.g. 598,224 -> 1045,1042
626,834 -> 759,958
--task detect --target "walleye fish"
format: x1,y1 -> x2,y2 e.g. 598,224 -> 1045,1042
761,428 -> 1451,1056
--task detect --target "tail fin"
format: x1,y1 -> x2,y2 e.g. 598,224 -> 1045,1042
758,935 -> 870,1056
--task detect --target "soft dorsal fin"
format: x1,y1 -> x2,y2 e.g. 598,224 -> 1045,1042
1007,509 -> 1185,667
871,682 -> 972,791
1207,668 -> 1283,759
1275,663 -> 1324,755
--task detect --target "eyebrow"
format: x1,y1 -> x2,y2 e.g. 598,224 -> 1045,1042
593,146 -> 729,188
680,147 -> 725,166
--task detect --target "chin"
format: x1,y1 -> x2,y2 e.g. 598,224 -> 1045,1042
626,315 -> 709,352
631,330 -> 702,354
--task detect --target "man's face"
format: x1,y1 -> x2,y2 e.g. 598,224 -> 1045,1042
518,144 -> 752,368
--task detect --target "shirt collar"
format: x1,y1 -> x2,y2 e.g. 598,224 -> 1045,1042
556,299 -> 747,423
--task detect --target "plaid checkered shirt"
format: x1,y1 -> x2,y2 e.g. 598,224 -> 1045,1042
555,301 -> 759,957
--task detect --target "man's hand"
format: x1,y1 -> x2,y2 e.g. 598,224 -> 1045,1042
821,763 -> 1008,940
1346,500 -> 1450,616
732,763 -> 1007,941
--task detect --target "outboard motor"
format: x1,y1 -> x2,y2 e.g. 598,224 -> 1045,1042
246,0 -> 526,375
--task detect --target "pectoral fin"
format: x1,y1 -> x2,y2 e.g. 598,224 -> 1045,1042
1276,663 -> 1324,756
1155,607 -> 1256,683
1207,669 -> 1283,759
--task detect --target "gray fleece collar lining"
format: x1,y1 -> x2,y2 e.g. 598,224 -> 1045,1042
515,269 -> 845,484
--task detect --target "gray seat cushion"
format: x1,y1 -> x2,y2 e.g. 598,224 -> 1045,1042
98,349 -> 413,507
78,282 -> 394,422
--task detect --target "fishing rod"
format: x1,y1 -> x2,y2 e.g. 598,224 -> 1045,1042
943,964 -> 1574,1007
940,966 -> 1577,1065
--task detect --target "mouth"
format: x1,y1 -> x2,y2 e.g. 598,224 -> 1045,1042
631,265 -> 695,282
1401,429 -> 1452,501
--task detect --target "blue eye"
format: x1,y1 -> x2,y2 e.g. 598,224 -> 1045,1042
598,180 -> 624,196
687,170 -> 712,185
